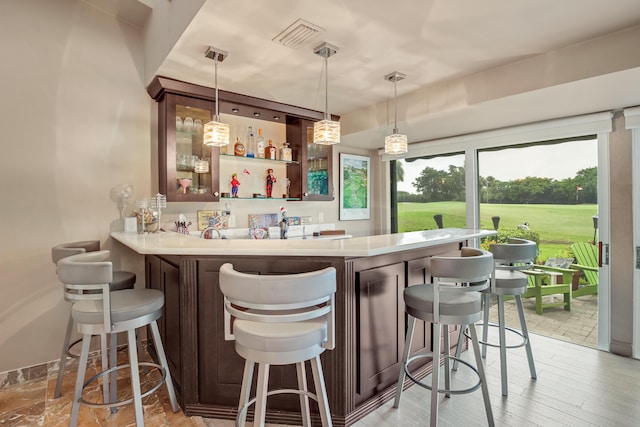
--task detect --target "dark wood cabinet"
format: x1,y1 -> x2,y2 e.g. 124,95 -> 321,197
148,76 -> 330,203
406,257 -> 433,365
286,118 -> 334,201
145,255 -> 183,394
354,262 -> 404,405
156,94 -> 220,202
143,241 -> 464,425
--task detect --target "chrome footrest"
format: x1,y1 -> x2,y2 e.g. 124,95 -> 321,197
404,353 -> 481,395
78,362 -> 167,409
470,322 -> 528,349
236,388 -> 320,426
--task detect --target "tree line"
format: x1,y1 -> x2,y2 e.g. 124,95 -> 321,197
397,165 -> 597,204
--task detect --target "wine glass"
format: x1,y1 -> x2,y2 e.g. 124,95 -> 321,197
177,178 -> 192,194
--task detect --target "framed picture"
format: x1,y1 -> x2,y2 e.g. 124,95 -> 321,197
197,210 -> 214,230
339,153 -> 371,220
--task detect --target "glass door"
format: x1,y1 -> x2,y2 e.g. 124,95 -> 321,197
305,126 -> 331,198
161,94 -> 219,202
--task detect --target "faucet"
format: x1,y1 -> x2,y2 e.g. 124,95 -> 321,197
201,227 -> 222,239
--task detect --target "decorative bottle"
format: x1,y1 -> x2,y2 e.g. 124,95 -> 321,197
246,126 -> 255,158
234,137 -> 245,156
280,142 -> 292,162
266,139 -> 277,159
256,128 -> 266,158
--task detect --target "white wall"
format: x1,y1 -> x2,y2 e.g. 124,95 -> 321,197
0,0 -> 151,372
0,0 -> 381,374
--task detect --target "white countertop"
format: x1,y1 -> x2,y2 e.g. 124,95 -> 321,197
111,228 -> 496,258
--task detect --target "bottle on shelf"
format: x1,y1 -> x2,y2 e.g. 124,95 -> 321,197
246,126 -> 256,158
256,128 -> 265,158
265,139 -> 277,159
280,141 -> 292,162
234,137 -> 246,156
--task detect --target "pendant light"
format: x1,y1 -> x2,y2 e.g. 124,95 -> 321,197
313,42 -> 340,145
203,46 -> 230,147
384,71 -> 408,155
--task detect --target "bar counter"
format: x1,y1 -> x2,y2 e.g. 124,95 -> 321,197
111,228 -> 495,426
111,228 -> 494,257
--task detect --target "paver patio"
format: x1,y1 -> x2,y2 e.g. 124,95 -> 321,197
488,294 -> 598,348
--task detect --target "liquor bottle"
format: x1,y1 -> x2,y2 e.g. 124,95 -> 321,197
280,141 -> 292,162
246,126 -> 256,158
256,128 -> 266,158
266,139 -> 276,159
234,137 -> 245,156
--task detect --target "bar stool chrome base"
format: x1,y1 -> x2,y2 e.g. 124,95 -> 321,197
402,352 -> 482,396
236,387 -> 323,426
474,322 -> 529,351
76,361 -> 167,409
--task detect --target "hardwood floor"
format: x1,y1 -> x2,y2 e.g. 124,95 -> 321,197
2,332 -> 639,426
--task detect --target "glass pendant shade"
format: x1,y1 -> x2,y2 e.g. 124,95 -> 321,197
313,119 -> 341,145
384,132 -> 408,155
384,71 -> 408,155
194,158 -> 209,173
313,43 -> 340,145
203,119 -> 230,146
204,46 -> 230,147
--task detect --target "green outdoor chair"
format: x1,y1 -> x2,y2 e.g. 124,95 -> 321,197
570,242 -> 599,298
522,266 -> 572,315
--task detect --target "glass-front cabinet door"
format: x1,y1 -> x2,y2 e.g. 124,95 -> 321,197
286,118 -> 334,201
160,94 -> 220,201
305,126 -> 333,199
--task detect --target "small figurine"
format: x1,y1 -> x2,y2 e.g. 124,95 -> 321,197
266,168 -> 277,198
279,206 -> 289,239
231,173 -> 240,197
284,178 -> 291,199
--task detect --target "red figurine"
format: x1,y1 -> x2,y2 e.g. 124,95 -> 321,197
231,173 -> 240,197
266,168 -> 276,198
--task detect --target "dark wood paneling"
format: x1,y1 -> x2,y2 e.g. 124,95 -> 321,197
406,257 -> 432,363
355,262 -> 404,405
144,242 -> 468,426
162,260 -> 181,388
148,76 -> 328,121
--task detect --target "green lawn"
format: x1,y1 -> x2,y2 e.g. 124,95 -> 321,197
398,201 -> 598,261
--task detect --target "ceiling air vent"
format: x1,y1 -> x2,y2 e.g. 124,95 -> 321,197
273,19 -> 325,49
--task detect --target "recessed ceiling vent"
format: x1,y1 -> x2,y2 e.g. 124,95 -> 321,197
273,19 -> 325,49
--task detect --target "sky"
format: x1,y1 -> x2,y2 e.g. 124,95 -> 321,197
398,139 -> 598,194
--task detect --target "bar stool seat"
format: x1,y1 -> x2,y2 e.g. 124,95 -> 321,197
57,251 -> 178,426
492,269 -> 528,292
393,247 -> 495,427
219,263 -> 336,427
455,238 -> 538,397
481,238 -> 537,396
51,240 -> 137,399
110,271 -> 137,291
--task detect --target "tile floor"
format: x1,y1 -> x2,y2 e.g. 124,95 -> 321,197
0,295 -> 598,426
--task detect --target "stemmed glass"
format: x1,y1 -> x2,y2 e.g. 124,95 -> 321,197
178,178 -> 192,194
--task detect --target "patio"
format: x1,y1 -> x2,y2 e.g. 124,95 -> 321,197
489,293 -> 598,348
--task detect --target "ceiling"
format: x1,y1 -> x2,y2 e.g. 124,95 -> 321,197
144,0 -> 640,149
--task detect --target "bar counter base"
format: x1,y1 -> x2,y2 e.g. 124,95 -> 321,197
141,240 -> 474,425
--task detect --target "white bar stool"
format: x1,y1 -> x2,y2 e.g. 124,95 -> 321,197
56,250 -> 178,426
393,248 -> 495,427
219,263 -> 336,427
454,238 -> 538,396
51,240 -> 137,399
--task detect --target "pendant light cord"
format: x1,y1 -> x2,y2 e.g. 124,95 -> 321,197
214,59 -> 219,120
324,56 -> 329,120
393,79 -> 398,133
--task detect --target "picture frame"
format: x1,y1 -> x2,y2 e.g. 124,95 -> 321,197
197,210 -> 214,231
339,153 -> 371,220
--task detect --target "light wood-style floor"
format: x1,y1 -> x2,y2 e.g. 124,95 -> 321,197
202,331 -> 640,427
3,331 -> 638,426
